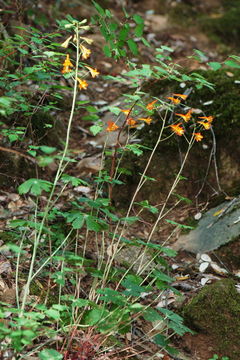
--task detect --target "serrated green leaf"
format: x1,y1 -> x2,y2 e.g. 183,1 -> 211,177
86,215 -> 102,232
18,178 -> 52,196
143,308 -> 164,322
61,174 -> 88,186
72,214 -> 85,229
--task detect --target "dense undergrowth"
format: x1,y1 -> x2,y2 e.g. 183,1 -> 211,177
0,1 -> 240,359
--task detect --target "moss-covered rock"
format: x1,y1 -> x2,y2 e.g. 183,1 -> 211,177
183,279 -> 240,359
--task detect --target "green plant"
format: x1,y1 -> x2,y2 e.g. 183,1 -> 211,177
0,2 -> 231,359
209,355 -> 230,360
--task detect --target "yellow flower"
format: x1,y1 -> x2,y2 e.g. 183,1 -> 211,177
61,54 -> 74,74
173,93 -> 188,100
80,44 -> 91,60
198,116 -> 214,123
175,109 -> 192,122
146,99 -> 158,110
138,117 -> 152,125
79,36 -> 94,44
85,65 -> 100,78
170,123 -> 184,136
106,121 -> 119,132
61,36 -> 72,48
77,78 -> 88,90
167,97 -> 181,105
198,121 -> 211,130
194,132 -> 203,142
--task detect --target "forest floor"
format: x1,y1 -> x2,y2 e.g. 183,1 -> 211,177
1,0 -> 239,359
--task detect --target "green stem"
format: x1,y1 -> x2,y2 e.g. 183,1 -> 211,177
20,25 -> 80,314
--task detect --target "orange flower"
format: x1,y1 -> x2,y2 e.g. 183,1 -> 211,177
77,78 -> 88,90
198,116 -> 214,123
175,109 -> 192,122
121,109 -> 131,116
173,93 -> 188,100
138,117 -> 152,125
167,97 -> 181,105
126,118 -> 137,127
198,121 -> 211,130
146,99 -> 158,110
170,123 -> 185,136
85,65 -> 100,78
106,121 -> 119,132
61,54 -> 74,74
80,44 -> 91,60
194,132 -> 203,142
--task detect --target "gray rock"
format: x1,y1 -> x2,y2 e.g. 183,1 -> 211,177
173,197 -> 240,253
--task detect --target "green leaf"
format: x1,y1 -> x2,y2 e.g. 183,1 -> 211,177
127,39 -> 138,56
86,105 -> 98,113
92,1 -> 106,16
72,214 -> 85,229
134,24 -> 144,37
38,349 -> 63,360
90,124 -> 102,135
173,193 -> 192,204
143,308 -> 164,322
119,24 -> 130,41
64,211 -> 85,229
151,269 -> 173,283
165,219 -> 194,230
84,307 -> 106,326
122,277 -> 150,297
45,309 -> 60,320
61,174 -> 88,186
39,146 -> 56,154
38,156 -> 54,167
224,60 -> 240,68
86,215 -> 103,232
82,114 -> 99,121
207,62 -> 222,71
120,216 -> 139,224
133,14 -> 144,24
97,288 -> 127,305
108,106 -> 121,115
153,334 -> 168,347
141,37 -> 151,47
18,178 -> 52,196
103,44 -> 111,57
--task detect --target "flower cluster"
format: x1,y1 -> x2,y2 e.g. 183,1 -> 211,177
60,32 -> 99,91
168,94 -> 214,142
106,99 -> 159,132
